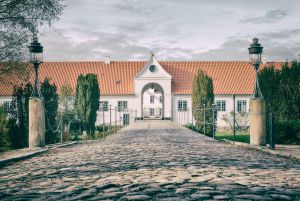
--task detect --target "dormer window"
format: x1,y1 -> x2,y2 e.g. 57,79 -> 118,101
149,65 -> 157,72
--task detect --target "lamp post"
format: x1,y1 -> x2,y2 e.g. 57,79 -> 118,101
248,38 -> 266,146
29,34 -> 43,97
28,33 -> 45,148
248,38 -> 263,98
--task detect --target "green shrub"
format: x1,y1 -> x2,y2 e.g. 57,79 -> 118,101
7,118 -> 22,149
275,119 -> 300,144
0,107 -> 10,152
71,132 -> 82,141
69,119 -> 82,133
185,123 -> 214,135
96,125 -> 113,133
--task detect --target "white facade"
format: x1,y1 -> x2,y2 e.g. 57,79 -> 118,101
94,57 -> 252,129
134,56 -> 172,119
142,88 -> 163,118
96,95 -> 135,126
0,57 -> 253,129
171,94 -> 251,128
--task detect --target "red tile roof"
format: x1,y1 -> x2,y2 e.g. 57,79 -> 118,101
0,61 -> 285,96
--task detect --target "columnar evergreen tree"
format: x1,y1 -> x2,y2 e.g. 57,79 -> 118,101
259,61 -> 300,120
75,75 -> 87,126
10,83 -> 33,148
9,78 -> 58,147
75,74 -> 100,137
85,74 -> 100,135
259,61 -> 300,143
192,70 -> 215,136
41,78 -> 59,144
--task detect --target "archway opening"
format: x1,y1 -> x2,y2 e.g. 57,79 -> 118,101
141,83 -> 164,119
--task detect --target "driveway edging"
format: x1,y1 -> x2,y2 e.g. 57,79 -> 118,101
0,141 -> 78,168
220,139 -> 300,161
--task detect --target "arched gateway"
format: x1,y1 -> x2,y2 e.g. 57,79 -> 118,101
141,82 -> 164,119
134,55 -> 172,120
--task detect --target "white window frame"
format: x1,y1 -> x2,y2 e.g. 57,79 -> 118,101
118,101 -> 128,112
150,108 -> 154,116
216,100 -> 226,111
150,95 -> 154,104
2,101 -> 11,112
99,101 -> 108,111
237,100 -> 247,112
178,100 -> 187,112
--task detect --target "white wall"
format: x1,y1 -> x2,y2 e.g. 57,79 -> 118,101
171,94 -> 252,128
172,95 -> 193,124
0,96 -> 12,105
1,93 -> 252,129
96,95 -> 136,126
134,79 -> 172,119
215,94 -> 251,127
143,88 -> 163,117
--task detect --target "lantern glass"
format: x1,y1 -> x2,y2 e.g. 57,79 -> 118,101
30,51 -> 43,63
249,53 -> 261,66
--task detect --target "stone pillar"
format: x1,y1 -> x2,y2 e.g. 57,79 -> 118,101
249,98 -> 266,145
29,97 -> 45,147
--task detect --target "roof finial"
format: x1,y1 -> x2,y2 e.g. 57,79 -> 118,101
253,38 -> 259,44
150,51 -> 154,57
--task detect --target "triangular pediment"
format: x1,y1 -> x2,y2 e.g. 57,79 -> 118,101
134,55 -> 172,80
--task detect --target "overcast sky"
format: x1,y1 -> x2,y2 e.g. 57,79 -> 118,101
40,0 -> 300,61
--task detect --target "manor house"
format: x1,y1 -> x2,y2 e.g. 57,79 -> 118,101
0,55 -> 281,128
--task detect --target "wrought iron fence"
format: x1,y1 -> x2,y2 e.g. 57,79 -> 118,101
56,107 -> 137,142
173,104 -> 275,148
172,105 -> 217,138
98,106 -> 137,128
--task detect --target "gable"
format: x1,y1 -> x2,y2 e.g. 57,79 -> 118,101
134,56 -> 172,80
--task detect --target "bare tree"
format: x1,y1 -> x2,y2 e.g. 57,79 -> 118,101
0,0 -> 65,83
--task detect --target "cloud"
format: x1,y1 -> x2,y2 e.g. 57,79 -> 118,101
241,9 -> 289,24
41,26 -> 300,62
192,29 -> 300,61
40,1 -> 300,62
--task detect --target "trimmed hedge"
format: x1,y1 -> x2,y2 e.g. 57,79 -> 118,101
275,119 -> 300,145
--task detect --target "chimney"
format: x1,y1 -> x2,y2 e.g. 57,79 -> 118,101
105,56 -> 111,65
261,54 -> 267,64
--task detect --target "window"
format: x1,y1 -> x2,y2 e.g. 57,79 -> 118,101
159,96 -> 162,103
2,101 -> 11,113
150,108 -> 154,116
99,101 -> 108,111
159,108 -> 162,116
150,96 -> 154,104
178,100 -> 187,111
149,65 -> 157,72
237,100 -> 247,112
216,100 -> 226,111
118,101 -> 128,112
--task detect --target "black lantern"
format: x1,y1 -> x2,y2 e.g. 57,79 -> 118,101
248,38 -> 263,98
29,34 -> 43,97
248,38 -> 263,70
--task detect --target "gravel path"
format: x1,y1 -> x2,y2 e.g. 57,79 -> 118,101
0,121 -> 299,200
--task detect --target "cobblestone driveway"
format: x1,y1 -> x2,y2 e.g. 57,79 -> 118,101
1,121 -> 300,200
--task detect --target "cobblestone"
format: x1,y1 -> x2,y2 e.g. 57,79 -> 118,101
0,121 -> 299,200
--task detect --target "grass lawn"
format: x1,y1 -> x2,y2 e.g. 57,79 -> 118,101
215,131 -> 250,143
